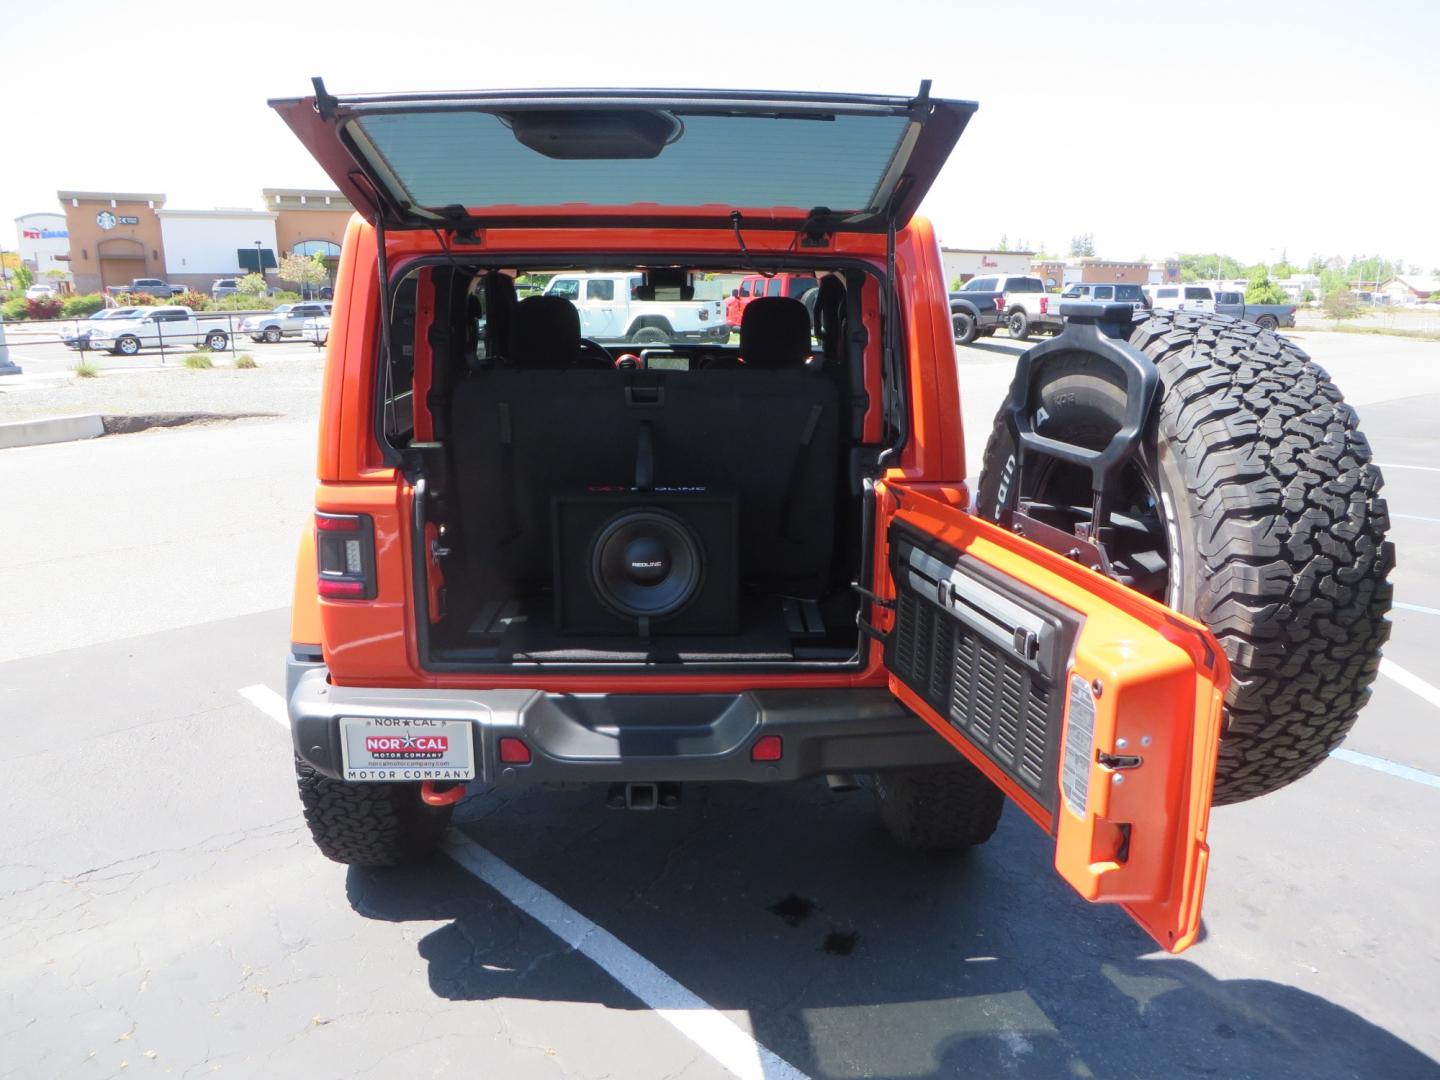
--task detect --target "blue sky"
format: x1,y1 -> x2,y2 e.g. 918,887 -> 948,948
3,0 -> 1436,271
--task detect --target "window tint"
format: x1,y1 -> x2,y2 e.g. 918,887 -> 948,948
786,276 -> 819,298
585,278 -> 615,301
1093,286 -> 1115,300
1116,285 -> 1144,300
1184,287 -> 1211,300
965,277 -> 997,291
738,279 -> 752,298
1009,278 -> 1042,293
548,278 -> 579,301
1157,288 -> 1179,298
766,277 -> 784,297
1062,285 -> 1087,298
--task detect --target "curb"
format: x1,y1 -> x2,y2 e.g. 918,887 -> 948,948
0,413 -> 105,450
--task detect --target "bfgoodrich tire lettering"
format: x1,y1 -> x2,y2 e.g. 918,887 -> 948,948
294,756 -> 454,866
976,310 -> 1393,805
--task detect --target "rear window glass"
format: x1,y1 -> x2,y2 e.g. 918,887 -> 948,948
766,278 -> 784,297
1008,278 -> 1042,292
1156,288 -> 1179,298
1116,285 -> 1144,300
1185,287 -> 1211,300
586,278 -> 614,301
351,111 -> 911,214
1093,286 -> 1115,300
785,276 -> 819,298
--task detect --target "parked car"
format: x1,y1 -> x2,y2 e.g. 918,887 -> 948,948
302,315 -> 331,347
1213,291 -> 1297,330
61,307 -> 142,350
1057,282 -> 1151,311
273,81 -> 1390,956
1148,284 -> 1216,313
212,278 -> 240,299
105,278 -> 185,299
542,272 -> 728,343
736,273 -> 821,315
86,307 -> 230,355
25,283 -> 57,300
240,302 -> 332,342
984,274 -> 1063,340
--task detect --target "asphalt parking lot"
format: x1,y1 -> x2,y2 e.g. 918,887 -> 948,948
2,329 -> 1438,1079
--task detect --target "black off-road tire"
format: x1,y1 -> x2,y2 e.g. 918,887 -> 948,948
873,761 -> 1006,851
1256,314 -> 1279,330
1008,309 -> 1031,340
976,310 -> 1393,804
953,310 -> 978,345
295,757 -> 454,866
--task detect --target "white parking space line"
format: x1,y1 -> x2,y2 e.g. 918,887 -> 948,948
1378,658 -> 1440,711
1395,601 -> 1440,617
1392,513 -> 1440,524
1374,461 -> 1440,473
445,834 -> 810,1080
239,684 -> 289,728
1333,749 -> 1440,791
234,687 -> 810,1080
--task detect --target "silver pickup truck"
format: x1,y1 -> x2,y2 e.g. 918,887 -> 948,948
1214,291 -> 1297,330
239,302 -> 333,342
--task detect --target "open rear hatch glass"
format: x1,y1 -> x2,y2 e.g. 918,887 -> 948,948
270,81 -> 976,233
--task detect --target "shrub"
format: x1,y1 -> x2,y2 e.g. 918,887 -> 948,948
169,290 -> 209,311
61,293 -> 107,318
269,290 -> 301,305
26,297 -> 63,319
182,352 -> 214,369
73,359 -> 99,378
1323,290 -> 1360,323
113,291 -> 161,307
13,265 -> 34,290
236,272 -> 269,297
233,353 -> 258,369
2,297 -> 28,320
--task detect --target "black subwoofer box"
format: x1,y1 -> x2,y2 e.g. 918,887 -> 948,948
553,490 -> 739,636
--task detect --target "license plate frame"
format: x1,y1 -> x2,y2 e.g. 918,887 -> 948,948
338,717 -> 476,782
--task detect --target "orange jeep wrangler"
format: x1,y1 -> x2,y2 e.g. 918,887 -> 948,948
274,81 -> 1391,953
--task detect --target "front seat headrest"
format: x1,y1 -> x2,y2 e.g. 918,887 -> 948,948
511,294 -> 581,368
740,297 -> 811,369
814,275 -> 847,364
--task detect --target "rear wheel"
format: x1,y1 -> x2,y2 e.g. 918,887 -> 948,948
952,310 -> 978,345
1256,314 -> 1279,330
629,325 -> 670,345
205,331 -> 228,350
976,310 -> 1393,804
1008,310 -> 1031,340
873,762 -> 1005,851
294,757 -> 454,866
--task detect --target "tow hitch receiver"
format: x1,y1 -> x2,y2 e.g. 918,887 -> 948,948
607,781 -> 682,810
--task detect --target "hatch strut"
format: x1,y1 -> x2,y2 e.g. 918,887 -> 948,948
374,215 -> 398,448
875,218 -> 907,469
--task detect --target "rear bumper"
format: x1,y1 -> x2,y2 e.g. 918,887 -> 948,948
286,658 -> 957,785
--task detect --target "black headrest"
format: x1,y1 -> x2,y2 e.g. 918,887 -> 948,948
814,275 -> 846,363
484,273 -> 517,359
511,294 -> 581,368
740,297 -> 811,369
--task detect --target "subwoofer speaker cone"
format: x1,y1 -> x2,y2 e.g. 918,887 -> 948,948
589,509 -> 704,620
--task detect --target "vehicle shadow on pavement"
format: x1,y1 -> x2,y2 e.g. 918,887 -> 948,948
959,338 -> 1028,359
346,781 -> 1439,1080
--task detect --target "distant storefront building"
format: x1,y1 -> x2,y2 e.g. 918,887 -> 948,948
15,212 -> 72,281
1076,260 -> 1150,285
265,189 -> 353,283
940,248 -> 1034,287
160,209 -> 280,292
59,192 -> 167,294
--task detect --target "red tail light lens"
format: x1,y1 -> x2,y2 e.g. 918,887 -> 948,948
498,737 -> 532,764
751,735 -> 783,762
993,297 -> 1005,312
316,512 -> 376,601
1040,296 -> 1049,315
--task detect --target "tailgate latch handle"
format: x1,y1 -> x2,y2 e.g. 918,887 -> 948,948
1096,750 -> 1143,771
1011,627 -> 1039,661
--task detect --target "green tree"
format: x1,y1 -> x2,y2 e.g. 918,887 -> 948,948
1245,269 -> 1288,305
279,252 -> 329,297
1069,233 -> 1095,257
237,272 -> 269,297
1322,289 -> 1359,324
997,233 -> 1009,252
13,264 -> 34,290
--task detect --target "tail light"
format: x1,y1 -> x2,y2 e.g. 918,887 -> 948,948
316,512 -> 377,600
993,297 -> 1005,312
1040,296 -> 1049,315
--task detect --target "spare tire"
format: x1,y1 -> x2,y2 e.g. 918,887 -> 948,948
975,310 -> 1393,805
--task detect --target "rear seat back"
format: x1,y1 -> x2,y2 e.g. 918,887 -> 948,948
449,366 -> 838,596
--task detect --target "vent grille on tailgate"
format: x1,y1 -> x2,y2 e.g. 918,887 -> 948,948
893,590 -> 1055,805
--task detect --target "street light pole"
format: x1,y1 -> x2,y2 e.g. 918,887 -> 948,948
254,240 -> 264,292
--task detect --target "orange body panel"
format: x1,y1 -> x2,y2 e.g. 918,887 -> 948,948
876,482 -> 1228,953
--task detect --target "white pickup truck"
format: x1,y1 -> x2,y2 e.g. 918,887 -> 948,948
86,307 -> 231,355
542,272 -> 728,344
